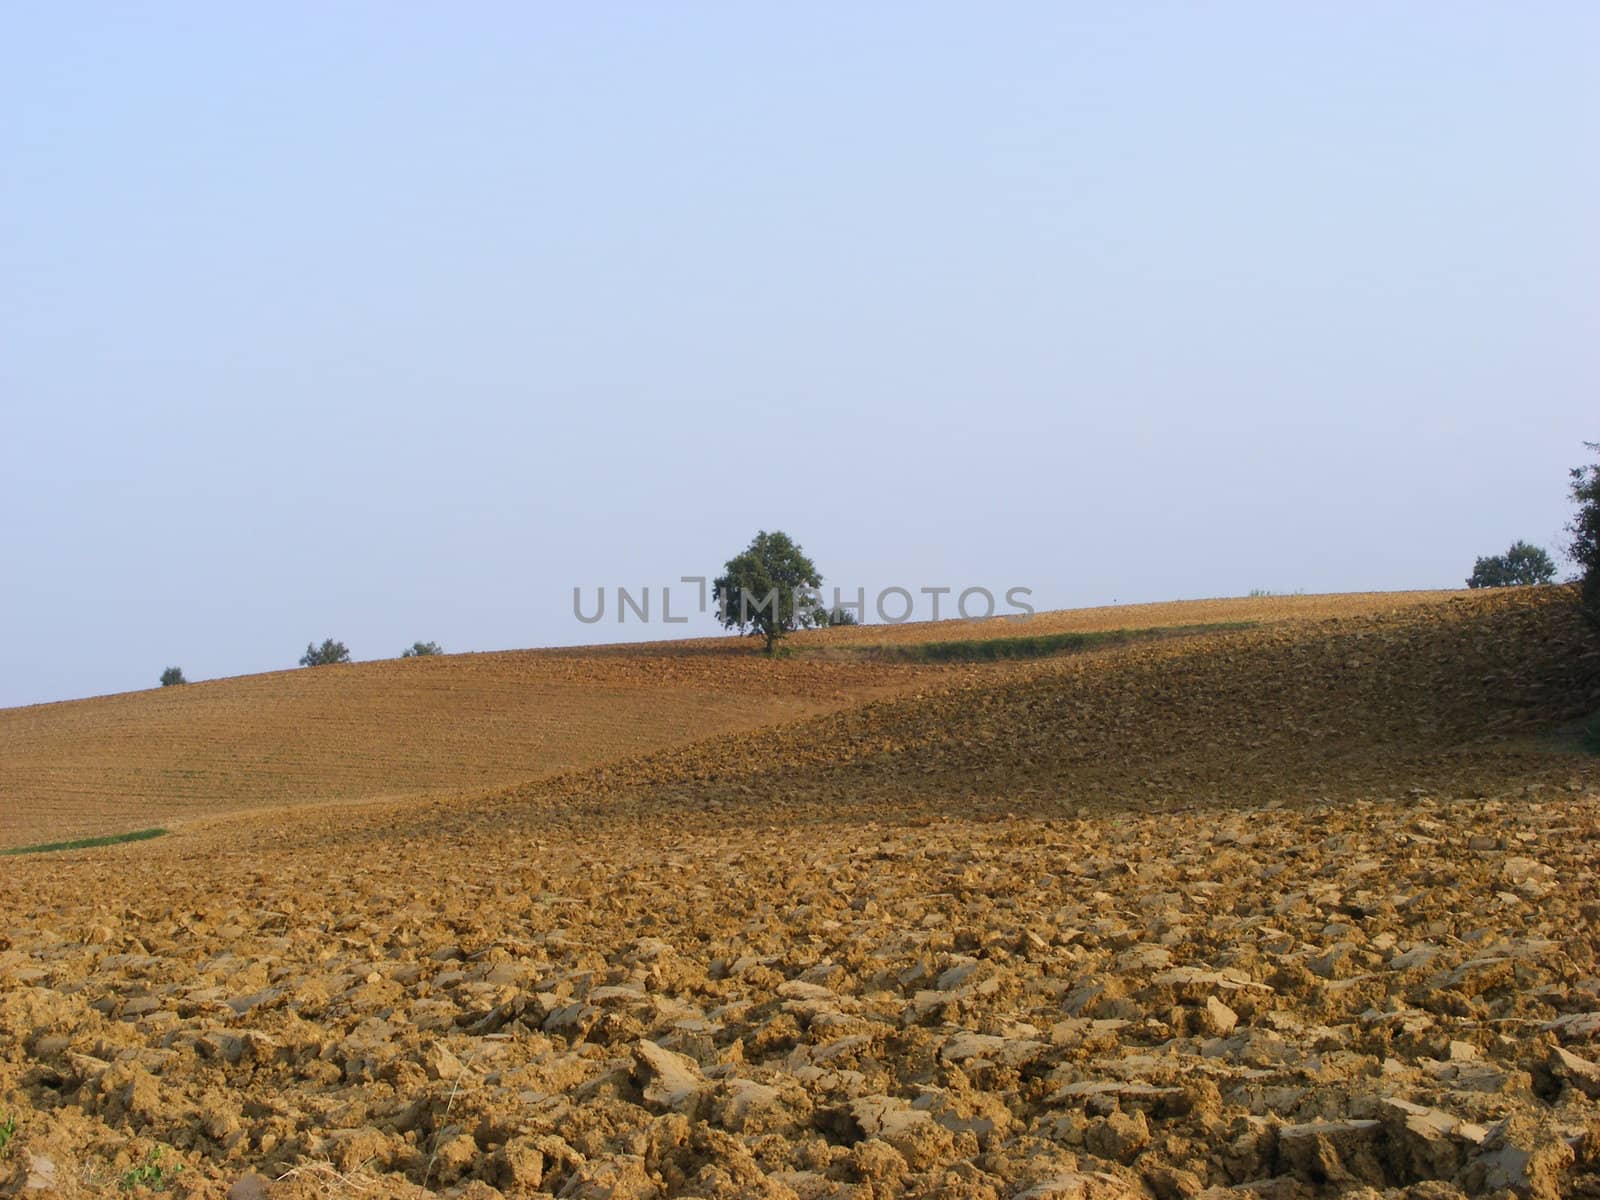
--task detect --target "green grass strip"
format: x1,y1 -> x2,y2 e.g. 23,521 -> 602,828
2,827 -> 168,856
883,620 -> 1259,663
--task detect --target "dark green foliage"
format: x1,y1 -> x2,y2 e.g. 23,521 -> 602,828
401,641 -> 443,657
1466,541 -> 1557,589
159,666 -> 187,687
2,828 -> 168,856
299,638 -> 352,667
815,606 -> 861,627
1585,712 -> 1600,756
1570,443 -> 1600,628
712,530 -> 824,653
887,621 -> 1257,663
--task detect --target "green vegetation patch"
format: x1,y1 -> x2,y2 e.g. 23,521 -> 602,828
2,827 -> 168,857
882,621 -> 1259,663
119,1146 -> 181,1192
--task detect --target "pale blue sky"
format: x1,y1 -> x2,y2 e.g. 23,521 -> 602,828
3,4 -> 1596,707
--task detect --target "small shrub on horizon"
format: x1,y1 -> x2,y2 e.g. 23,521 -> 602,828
815,606 -> 860,627
1467,541 -> 1557,589
299,638 -> 351,667
159,666 -> 186,687
401,641 -> 443,657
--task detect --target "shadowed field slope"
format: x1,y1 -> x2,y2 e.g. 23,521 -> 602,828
783,588 -> 1468,648
497,586 -> 1600,827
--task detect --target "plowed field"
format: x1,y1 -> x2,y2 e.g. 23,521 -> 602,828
0,652 -> 931,850
3,588 -> 1600,1199
0,592 -> 1467,851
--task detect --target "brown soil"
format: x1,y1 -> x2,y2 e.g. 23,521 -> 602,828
0,591 -> 1471,852
3,587 -> 1599,1199
0,650 -> 936,850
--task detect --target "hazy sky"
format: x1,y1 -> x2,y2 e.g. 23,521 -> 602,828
3,4 -> 1596,707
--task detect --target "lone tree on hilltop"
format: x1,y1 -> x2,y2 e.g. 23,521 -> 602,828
160,666 -> 187,687
401,641 -> 443,657
1467,540 -> 1557,589
713,530 -> 824,654
299,638 -> 351,667
1571,442 -> 1600,629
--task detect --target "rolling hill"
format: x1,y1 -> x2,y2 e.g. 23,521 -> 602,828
1,590 -> 1480,851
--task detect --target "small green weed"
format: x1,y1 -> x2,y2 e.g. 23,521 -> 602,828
120,1145 -> 181,1192
0,1115 -> 16,1156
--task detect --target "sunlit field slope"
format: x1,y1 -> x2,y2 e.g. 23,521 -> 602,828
0,647 -> 932,849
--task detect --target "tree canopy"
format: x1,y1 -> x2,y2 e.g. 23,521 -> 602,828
1571,442 -> 1600,627
712,530 -> 824,653
1466,541 -> 1556,589
299,639 -> 351,667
